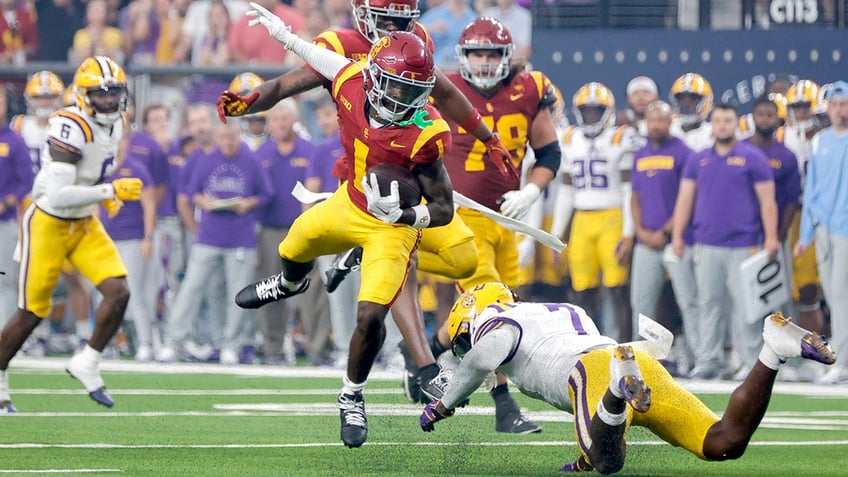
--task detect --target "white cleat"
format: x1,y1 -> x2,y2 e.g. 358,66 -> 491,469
134,344 -> 153,362
763,312 -> 836,365
66,353 -> 113,407
610,345 -> 651,413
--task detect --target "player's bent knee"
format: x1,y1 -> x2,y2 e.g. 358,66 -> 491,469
99,277 -> 130,306
444,241 -> 478,279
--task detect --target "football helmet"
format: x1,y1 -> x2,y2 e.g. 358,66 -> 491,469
455,17 -> 513,91
73,56 -> 128,125
24,71 -> 64,119
63,85 -> 76,107
366,31 -> 435,125
447,282 -> 516,357
669,73 -> 713,126
229,72 -> 264,95
572,82 -> 615,137
785,79 -> 819,131
768,92 -> 788,120
351,0 -> 420,44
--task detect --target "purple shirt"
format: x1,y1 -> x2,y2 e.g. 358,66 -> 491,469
683,141 -> 774,247
119,7 -> 160,60
632,137 -> 694,244
157,139 -> 188,218
128,131 -> 168,187
307,133 -> 344,193
742,138 -> 801,214
0,126 -> 33,221
102,156 -> 153,241
185,144 -> 272,249
255,137 -> 315,228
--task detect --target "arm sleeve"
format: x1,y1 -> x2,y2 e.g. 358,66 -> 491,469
286,34 -> 350,81
440,326 -> 518,409
45,161 -> 115,208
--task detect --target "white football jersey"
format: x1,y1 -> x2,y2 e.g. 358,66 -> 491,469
470,302 -> 617,412
736,113 -> 755,140
11,114 -> 49,173
32,106 -> 124,219
560,125 -> 638,210
781,124 -> 812,190
671,119 -> 713,152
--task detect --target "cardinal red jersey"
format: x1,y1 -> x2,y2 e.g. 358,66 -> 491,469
443,70 -> 555,210
331,63 -> 452,214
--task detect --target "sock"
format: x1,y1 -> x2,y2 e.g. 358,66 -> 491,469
595,400 -> 627,426
281,275 -> 303,291
491,384 -> 519,415
80,345 -> 102,363
76,320 -> 91,340
609,377 -> 624,399
0,369 -> 9,400
417,363 -> 439,382
342,375 -> 366,395
429,333 -> 447,358
759,343 -> 783,371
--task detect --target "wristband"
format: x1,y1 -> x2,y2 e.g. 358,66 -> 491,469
458,110 -> 483,134
411,204 -> 431,229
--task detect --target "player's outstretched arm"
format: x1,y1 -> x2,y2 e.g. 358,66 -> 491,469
218,68 -> 324,122
44,146 -> 136,209
408,159 -> 454,228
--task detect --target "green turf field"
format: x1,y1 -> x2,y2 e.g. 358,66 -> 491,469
1,358 -> 847,476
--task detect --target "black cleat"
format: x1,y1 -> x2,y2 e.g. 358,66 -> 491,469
399,342 -> 420,403
495,412 -> 542,434
324,248 -> 362,293
235,274 -> 309,309
338,392 -> 367,448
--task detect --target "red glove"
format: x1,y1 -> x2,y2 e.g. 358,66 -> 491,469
484,134 -> 519,180
216,90 -> 260,124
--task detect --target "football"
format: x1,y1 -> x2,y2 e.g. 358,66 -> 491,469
366,163 -> 422,208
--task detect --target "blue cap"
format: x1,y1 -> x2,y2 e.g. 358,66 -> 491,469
827,81 -> 848,99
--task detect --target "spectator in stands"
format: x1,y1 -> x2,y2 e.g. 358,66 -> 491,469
0,87 -> 35,325
324,0 -> 353,29
794,81 -> 848,384
629,101 -> 697,376
621,76 -> 659,136
0,0 -> 38,64
282,7 -> 329,69
194,0 -> 231,66
72,0 -> 123,64
35,0 -> 83,62
120,0 -> 160,66
228,0 -> 303,64
482,0 -> 530,61
163,119 -> 272,365
254,99 -> 314,364
418,0 -> 478,71
100,136 -> 158,361
672,102 -> 778,380
173,0 -> 247,64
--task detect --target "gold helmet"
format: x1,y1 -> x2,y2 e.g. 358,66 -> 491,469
25,71 -> 64,119
669,73 -> 713,126
62,85 -> 76,107
229,72 -> 264,95
814,82 -> 831,115
572,82 -> 615,137
768,92 -> 788,120
73,56 -> 128,125
785,79 -> 819,130
447,282 -> 516,356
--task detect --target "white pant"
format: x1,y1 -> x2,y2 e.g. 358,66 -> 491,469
115,239 -> 157,346
0,219 -> 18,327
815,226 -> 848,368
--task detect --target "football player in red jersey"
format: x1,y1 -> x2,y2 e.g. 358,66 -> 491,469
219,0 -> 495,410
234,12 -> 455,448
425,17 -> 562,434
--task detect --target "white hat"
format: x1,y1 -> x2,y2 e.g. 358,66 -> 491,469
627,76 -> 658,96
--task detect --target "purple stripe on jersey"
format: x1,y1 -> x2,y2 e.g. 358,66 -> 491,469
565,304 -> 587,335
472,316 -> 524,364
568,361 -> 592,456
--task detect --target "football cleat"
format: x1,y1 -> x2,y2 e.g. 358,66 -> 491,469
495,412 -> 542,434
763,312 -> 836,365
610,345 -> 651,413
66,354 -> 114,408
235,273 -> 309,309
324,248 -> 362,293
338,392 -> 368,448
0,400 -> 17,413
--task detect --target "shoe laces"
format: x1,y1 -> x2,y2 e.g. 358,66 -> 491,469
254,274 -> 285,301
421,368 -> 452,400
339,394 -> 367,428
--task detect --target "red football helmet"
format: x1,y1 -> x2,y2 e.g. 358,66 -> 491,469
456,17 -> 513,90
366,31 -> 435,125
352,0 -> 420,44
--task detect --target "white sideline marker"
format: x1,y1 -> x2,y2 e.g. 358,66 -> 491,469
0,470 -> 120,474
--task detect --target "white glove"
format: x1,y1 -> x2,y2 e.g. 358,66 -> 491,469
246,1 -> 295,48
499,183 -> 541,220
517,236 -> 536,268
362,173 -> 403,224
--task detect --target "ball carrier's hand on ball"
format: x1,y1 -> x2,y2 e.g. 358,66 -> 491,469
362,173 -> 403,224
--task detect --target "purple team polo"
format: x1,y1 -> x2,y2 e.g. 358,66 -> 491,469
127,131 -> 168,187
101,156 -> 154,241
683,141 -> 774,247
255,136 -> 315,228
742,138 -> 801,216
306,133 -> 344,193
0,125 -> 33,221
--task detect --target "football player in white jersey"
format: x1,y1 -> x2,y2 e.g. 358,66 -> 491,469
419,282 -> 837,474
552,82 -> 639,342
782,79 -> 826,343
0,56 -> 143,412
669,73 -> 714,152
13,71 -> 96,356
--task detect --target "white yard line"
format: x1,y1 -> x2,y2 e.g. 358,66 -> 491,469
0,470 -> 120,474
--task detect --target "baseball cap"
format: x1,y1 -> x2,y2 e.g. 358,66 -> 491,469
827,80 -> 848,99
627,76 -> 658,96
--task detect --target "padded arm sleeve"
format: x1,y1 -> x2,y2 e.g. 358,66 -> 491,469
45,161 -> 115,208
287,35 -> 350,81
440,326 -> 517,410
